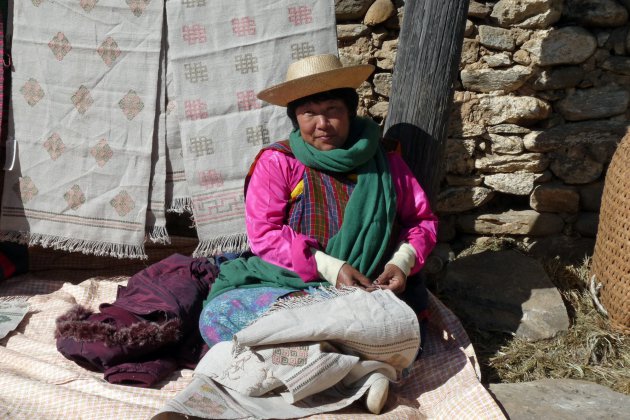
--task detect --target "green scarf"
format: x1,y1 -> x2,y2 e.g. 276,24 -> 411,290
207,117 -> 396,301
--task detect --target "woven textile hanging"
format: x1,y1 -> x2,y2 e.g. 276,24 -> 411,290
0,0 -> 337,259
591,130 -> 630,334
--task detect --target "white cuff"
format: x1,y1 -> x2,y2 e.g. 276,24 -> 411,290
312,248 -> 346,286
386,243 -> 417,277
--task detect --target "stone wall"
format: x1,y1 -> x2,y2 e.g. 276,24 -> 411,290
336,0 -> 630,255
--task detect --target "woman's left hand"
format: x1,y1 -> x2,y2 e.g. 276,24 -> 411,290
373,264 -> 407,294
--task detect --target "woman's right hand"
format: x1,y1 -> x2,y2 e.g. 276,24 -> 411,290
336,263 -> 374,290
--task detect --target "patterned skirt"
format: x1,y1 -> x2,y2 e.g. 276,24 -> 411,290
199,287 -> 296,348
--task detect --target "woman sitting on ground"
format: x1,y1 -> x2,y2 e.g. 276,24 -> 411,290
198,54 -> 438,414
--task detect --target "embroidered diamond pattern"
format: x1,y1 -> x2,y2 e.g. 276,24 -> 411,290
198,170 -> 224,188
166,100 -> 177,116
48,32 -> 72,61
14,177 -> 38,203
235,54 -> 258,74
288,6 -> 312,25
64,185 -> 86,210
20,78 -> 45,107
80,0 -> 99,12
118,90 -> 144,120
90,139 -> 114,167
97,37 -> 121,67
110,190 -> 135,216
43,133 -> 65,160
246,125 -> 270,146
184,100 -> 209,120
126,0 -> 151,17
188,136 -> 214,157
272,345 -> 309,366
231,17 -> 256,36
291,42 -> 315,60
236,90 -> 260,111
184,62 -> 209,83
31,0 -> 45,6
182,24 -> 207,45
72,85 -> 94,114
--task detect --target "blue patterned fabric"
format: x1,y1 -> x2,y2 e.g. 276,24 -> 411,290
199,286 -> 294,348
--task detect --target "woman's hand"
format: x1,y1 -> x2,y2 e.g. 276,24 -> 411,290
373,264 -> 407,294
336,263 -> 374,290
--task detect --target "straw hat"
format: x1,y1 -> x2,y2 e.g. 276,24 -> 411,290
257,54 -> 374,107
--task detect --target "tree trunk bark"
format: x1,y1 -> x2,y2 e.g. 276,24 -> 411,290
384,0 -> 470,203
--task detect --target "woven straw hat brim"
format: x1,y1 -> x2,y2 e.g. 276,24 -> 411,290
257,64 -> 374,107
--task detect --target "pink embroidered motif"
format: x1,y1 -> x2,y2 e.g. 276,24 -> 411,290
97,37 -> 121,67
197,170 -> 223,188
90,139 -> 114,167
272,345 -> 309,366
184,99 -> 209,120
14,177 -> 39,203
110,191 -> 135,216
182,24 -> 207,45
20,78 -> 45,107
48,32 -> 72,61
118,90 -> 144,120
236,90 -> 260,111
71,85 -> 94,114
288,6 -> 312,26
80,0 -> 98,13
64,185 -> 86,210
231,17 -> 256,36
43,133 -> 65,160
126,0 -> 150,17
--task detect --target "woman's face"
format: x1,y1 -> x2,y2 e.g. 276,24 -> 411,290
295,99 -> 351,151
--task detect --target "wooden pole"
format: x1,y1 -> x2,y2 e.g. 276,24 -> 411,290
384,0 -> 470,203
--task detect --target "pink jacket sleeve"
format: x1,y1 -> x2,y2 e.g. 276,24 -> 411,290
245,149 -> 321,281
388,153 -> 438,276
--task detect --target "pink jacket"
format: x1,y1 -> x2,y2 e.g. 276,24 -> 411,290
245,148 -> 438,281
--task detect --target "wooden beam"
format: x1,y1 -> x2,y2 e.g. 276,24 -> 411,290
384,0 -> 470,203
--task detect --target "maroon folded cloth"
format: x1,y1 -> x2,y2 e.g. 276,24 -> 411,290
105,359 -> 178,388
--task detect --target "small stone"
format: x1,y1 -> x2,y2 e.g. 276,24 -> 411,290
530,183 -> 580,213
372,72 -> 392,97
476,152 -> 549,173
467,1 -> 491,18
457,210 -> 565,236
374,39 -> 397,70
531,66 -> 584,90
460,39 -> 480,65
364,0 -> 395,26
556,85 -> 630,121
487,133 -> 525,154
579,181 -> 604,212
512,49 -> 532,65
461,65 -> 532,93
488,124 -> 531,134
337,24 -> 370,41
478,25 -> 516,51
464,19 -> 474,37
436,186 -> 494,213
484,172 -> 538,195
335,0 -> 376,21
491,0 -> 563,29
601,56 -> 630,76
368,101 -> 389,118
482,52 -> 513,67
523,27 -> 597,66
563,0 -> 629,28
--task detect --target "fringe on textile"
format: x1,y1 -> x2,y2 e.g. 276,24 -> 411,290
0,296 -> 29,303
146,225 -> 171,245
193,232 -> 250,257
0,231 -> 148,260
167,197 -> 193,214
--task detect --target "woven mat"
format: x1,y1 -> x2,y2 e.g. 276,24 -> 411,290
0,272 -> 504,419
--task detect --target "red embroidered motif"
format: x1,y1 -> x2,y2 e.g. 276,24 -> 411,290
288,6 -> 312,26
182,24 -> 207,45
236,90 -> 260,111
231,17 -> 256,36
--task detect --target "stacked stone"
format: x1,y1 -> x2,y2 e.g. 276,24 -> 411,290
335,0 -> 630,253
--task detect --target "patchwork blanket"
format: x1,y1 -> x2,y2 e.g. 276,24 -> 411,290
0,264 -> 505,419
0,0 -> 337,259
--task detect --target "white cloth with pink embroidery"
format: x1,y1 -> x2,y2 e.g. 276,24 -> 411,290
0,0 -> 337,259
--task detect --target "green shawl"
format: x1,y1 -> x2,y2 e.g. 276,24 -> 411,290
207,117 -> 396,301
